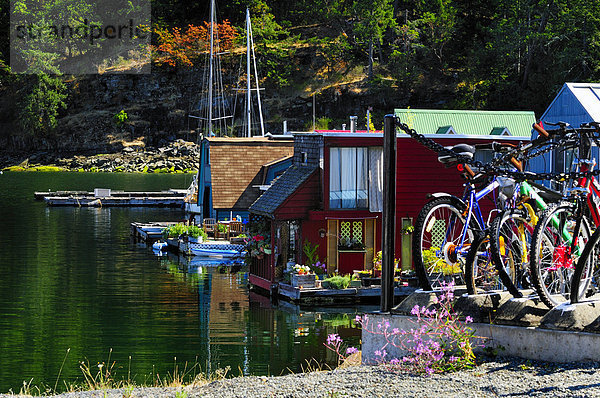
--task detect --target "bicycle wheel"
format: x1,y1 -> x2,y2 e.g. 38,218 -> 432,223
465,234 -> 514,294
530,202 -> 591,308
489,208 -> 532,298
413,196 -> 481,290
570,227 -> 600,303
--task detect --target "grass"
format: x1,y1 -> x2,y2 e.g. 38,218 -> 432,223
1,166 -> 197,174
2,165 -> 66,172
8,351 -> 241,396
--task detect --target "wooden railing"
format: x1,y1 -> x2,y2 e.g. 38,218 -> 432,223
249,255 -> 272,282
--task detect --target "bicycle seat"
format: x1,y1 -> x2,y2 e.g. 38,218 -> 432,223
437,144 -> 475,164
528,181 -> 563,202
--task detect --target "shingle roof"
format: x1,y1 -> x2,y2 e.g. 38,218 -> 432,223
208,137 -> 294,209
249,165 -> 317,218
394,109 -> 536,137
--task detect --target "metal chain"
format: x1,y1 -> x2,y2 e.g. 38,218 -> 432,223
394,118 -> 600,182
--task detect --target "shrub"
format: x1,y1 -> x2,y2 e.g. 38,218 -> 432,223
323,275 -> 350,289
188,225 -> 208,240
162,223 -> 189,238
113,110 -> 129,126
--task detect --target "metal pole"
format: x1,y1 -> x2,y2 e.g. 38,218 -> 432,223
246,8 -> 251,138
381,115 -> 397,312
312,93 -> 316,131
208,0 -> 215,136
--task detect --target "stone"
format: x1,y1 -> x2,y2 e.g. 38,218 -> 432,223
453,291 -> 513,324
393,290 -> 442,315
493,295 -> 550,327
539,299 -> 600,332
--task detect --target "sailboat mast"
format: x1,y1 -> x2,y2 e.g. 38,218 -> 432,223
249,16 -> 265,136
208,0 -> 215,136
246,8 -> 251,138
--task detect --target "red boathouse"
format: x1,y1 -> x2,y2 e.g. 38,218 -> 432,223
247,110 -> 535,295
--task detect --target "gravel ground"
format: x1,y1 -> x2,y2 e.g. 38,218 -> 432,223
3,357 -> 600,398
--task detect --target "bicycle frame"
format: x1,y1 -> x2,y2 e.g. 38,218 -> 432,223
435,176 -> 500,264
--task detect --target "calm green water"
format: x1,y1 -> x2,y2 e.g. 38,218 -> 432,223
0,172 -> 364,393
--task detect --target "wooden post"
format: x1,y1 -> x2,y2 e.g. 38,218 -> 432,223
381,115 -> 397,312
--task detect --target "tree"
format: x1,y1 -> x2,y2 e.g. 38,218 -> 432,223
18,73 -> 67,138
152,21 -> 238,67
352,0 -> 395,79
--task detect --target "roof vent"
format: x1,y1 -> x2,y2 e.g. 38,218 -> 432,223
436,125 -> 456,134
350,116 -> 358,133
490,127 -> 511,136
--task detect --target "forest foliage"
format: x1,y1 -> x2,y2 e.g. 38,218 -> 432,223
1,0 -> 600,140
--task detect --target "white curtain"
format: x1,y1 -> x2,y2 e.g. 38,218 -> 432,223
341,148 -> 356,208
330,147 -> 373,209
356,148 -> 368,208
329,148 -> 341,208
368,147 -> 383,212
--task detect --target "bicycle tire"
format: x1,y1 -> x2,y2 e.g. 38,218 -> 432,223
413,196 -> 481,290
489,208 -> 531,298
530,202 -> 591,308
570,227 -> 600,303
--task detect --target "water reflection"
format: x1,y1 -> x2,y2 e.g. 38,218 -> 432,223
0,172 -> 370,393
161,255 -> 369,377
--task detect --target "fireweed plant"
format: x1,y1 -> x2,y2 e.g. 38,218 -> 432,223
325,281 -> 482,375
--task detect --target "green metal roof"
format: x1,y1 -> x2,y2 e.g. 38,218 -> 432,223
394,109 -> 536,137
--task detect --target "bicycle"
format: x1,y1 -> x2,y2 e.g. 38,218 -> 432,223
465,180 -> 561,296
568,122 -> 600,304
416,121 -> 573,294
529,122 -> 600,308
413,142 -> 526,291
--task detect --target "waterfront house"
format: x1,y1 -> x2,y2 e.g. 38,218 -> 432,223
246,110 -> 535,295
185,136 -> 295,224
528,82 -> 600,179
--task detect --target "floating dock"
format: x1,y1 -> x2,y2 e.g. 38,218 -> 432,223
273,283 -> 416,305
131,222 -> 181,241
35,188 -> 187,207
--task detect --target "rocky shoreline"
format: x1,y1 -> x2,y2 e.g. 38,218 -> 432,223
1,357 -> 599,397
0,140 -> 200,174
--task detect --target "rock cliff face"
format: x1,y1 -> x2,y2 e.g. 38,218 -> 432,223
0,49 -> 412,166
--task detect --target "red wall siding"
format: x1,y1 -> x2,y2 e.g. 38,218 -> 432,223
274,171 -> 321,220
301,220 -> 328,264
324,135 -> 527,264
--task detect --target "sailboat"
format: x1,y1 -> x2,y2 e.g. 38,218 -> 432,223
184,1 -> 267,225
188,2 -> 265,138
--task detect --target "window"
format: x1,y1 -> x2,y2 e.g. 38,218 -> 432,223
338,220 -> 364,250
329,147 -> 368,209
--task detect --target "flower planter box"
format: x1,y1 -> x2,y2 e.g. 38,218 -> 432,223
361,277 -> 381,287
349,279 -> 362,288
291,274 -> 316,289
188,236 -> 203,243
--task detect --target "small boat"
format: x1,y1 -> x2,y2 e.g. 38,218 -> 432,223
190,247 -> 244,258
153,241 -> 168,251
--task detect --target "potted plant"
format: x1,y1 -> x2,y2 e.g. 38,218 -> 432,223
402,225 -> 414,235
187,225 -> 207,243
349,274 -> 362,288
338,237 -> 365,251
216,223 -> 228,239
291,264 -> 316,288
322,275 -> 350,290
309,260 -> 327,279
245,235 -> 271,260
230,233 -> 247,244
